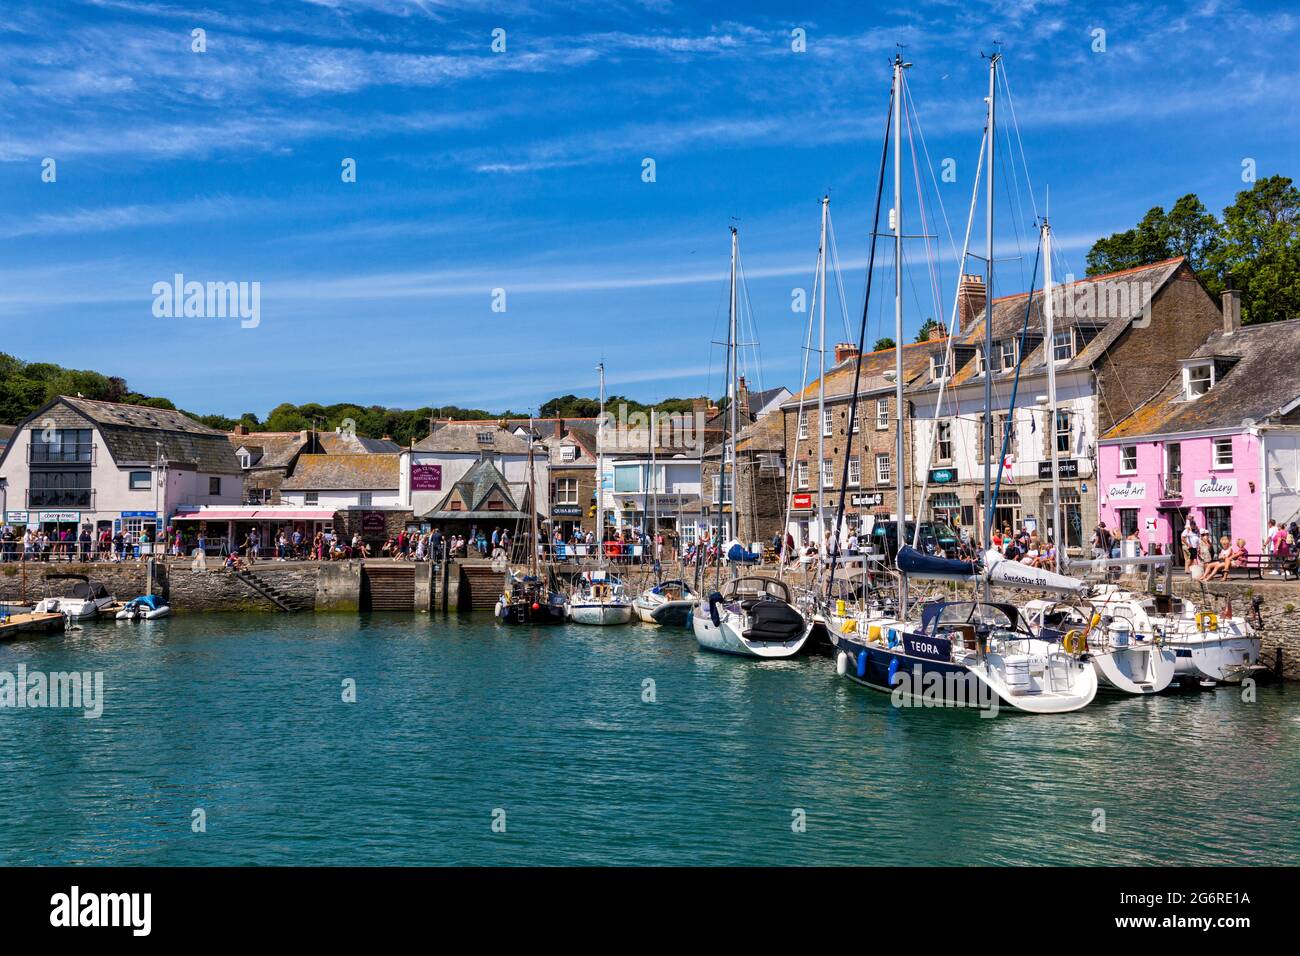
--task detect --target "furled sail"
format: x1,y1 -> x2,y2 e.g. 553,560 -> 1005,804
983,550 -> 1086,594
896,545 -> 980,581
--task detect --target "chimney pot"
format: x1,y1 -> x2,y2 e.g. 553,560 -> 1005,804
1222,288 -> 1242,335
958,273 -> 987,334
834,342 -> 860,364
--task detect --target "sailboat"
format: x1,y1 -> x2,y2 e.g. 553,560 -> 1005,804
495,417 -> 567,625
828,54 -> 1096,712
691,227 -> 814,658
631,405 -> 700,625
567,363 -> 633,626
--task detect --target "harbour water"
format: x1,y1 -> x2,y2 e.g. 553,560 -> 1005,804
2,614 -> 1297,866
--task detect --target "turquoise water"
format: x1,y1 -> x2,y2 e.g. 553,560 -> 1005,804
1,613 -> 1296,866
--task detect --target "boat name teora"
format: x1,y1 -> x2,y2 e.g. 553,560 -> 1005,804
151,273 -> 261,328
0,665 -> 103,718
890,665 -> 1000,717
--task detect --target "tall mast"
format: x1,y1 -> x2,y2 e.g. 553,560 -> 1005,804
725,226 -> 739,545
1043,218 -> 1063,573
982,52 -> 999,559
816,196 -> 828,547
528,413 -> 539,576
649,405 -> 657,555
892,53 -> 908,622
596,362 -> 605,559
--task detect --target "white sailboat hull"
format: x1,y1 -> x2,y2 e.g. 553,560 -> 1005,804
1091,643 -> 1177,694
568,602 -> 633,626
34,597 -> 113,620
1166,633 -> 1262,683
691,607 -> 812,659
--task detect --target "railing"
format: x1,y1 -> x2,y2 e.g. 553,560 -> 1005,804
27,443 -> 95,464
1161,473 -> 1182,498
26,489 -> 95,509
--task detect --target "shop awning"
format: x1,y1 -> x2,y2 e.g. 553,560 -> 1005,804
172,508 -> 337,521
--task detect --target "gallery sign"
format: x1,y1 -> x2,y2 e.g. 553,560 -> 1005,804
1193,476 -> 1237,498
411,464 -> 442,491
1106,482 -> 1146,501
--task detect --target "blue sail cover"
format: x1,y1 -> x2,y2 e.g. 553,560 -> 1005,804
727,543 -> 760,564
128,594 -> 160,610
896,545 -> 979,581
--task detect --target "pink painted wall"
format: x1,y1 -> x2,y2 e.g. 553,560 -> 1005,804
1097,432 -> 1264,555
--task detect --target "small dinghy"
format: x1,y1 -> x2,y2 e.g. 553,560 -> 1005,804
632,579 -> 699,626
116,594 -> 171,620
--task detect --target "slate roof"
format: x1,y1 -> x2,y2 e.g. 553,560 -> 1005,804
281,453 -> 401,490
781,338 -> 949,408
317,431 -> 401,454
412,422 -> 533,454
419,457 -> 531,520
228,431 -> 307,469
32,396 -> 243,473
1102,318 -> 1300,440
915,257 -> 1187,393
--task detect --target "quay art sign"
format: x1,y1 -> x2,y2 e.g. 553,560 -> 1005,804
1106,482 -> 1147,501
1193,476 -> 1238,499
411,464 -> 442,492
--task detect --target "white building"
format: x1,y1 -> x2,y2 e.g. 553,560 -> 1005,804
0,395 -> 241,543
403,421 -> 546,518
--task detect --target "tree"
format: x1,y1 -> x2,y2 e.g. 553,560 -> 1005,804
1210,175 -> 1300,325
914,318 -> 942,343
872,337 -> 896,351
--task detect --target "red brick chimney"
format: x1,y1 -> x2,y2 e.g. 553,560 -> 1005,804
234,424 -> 249,436
736,376 -> 750,418
957,274 -> 987,333
927,325 -> 947,342
834,342 -> 860,364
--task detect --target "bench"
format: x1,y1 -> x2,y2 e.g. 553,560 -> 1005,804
1222,556 -> 1296,580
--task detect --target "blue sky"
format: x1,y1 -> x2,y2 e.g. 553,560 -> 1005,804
1,0 -> 1297,419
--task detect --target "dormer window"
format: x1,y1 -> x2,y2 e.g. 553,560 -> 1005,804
560,444 -> 577,463
1183,363 -> 1214,399
239,451 -> 251,469
931,354 -> 949,382
476,431 -> 494,444
974,348 -> 985,375
1051,329 -> 1074,362
998,340 -> 1017,371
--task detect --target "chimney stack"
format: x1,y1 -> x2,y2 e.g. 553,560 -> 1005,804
957,274 -> 987,333
834,342 -> 860,364
927,324 -> 947,342
1222,288 -> 1242,335
234,424 -> 249,436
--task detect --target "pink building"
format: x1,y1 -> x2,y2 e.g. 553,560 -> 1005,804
1097,300 -> 1300,564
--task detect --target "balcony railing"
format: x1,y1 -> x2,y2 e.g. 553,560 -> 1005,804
1161,473 -> 1182,499
27,488 -> 96,509
28,443 -> 95,464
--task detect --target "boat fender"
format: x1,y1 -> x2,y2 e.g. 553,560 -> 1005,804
707,592 -> 724,627
840,619 -> 857,634
887,628 -> 899,648
856,650 -> 868,678
836,651 -> 848,676
835,599 -> 847,617
887,657 -> 899,686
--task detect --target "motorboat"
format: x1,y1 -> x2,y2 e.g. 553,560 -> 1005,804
632,579 -> 699,626
34,574 -> 115,620
1022,598 -> 1176,695
567,570 -> 633,626
692,575 -> 813,658
116,594 -> 172,620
